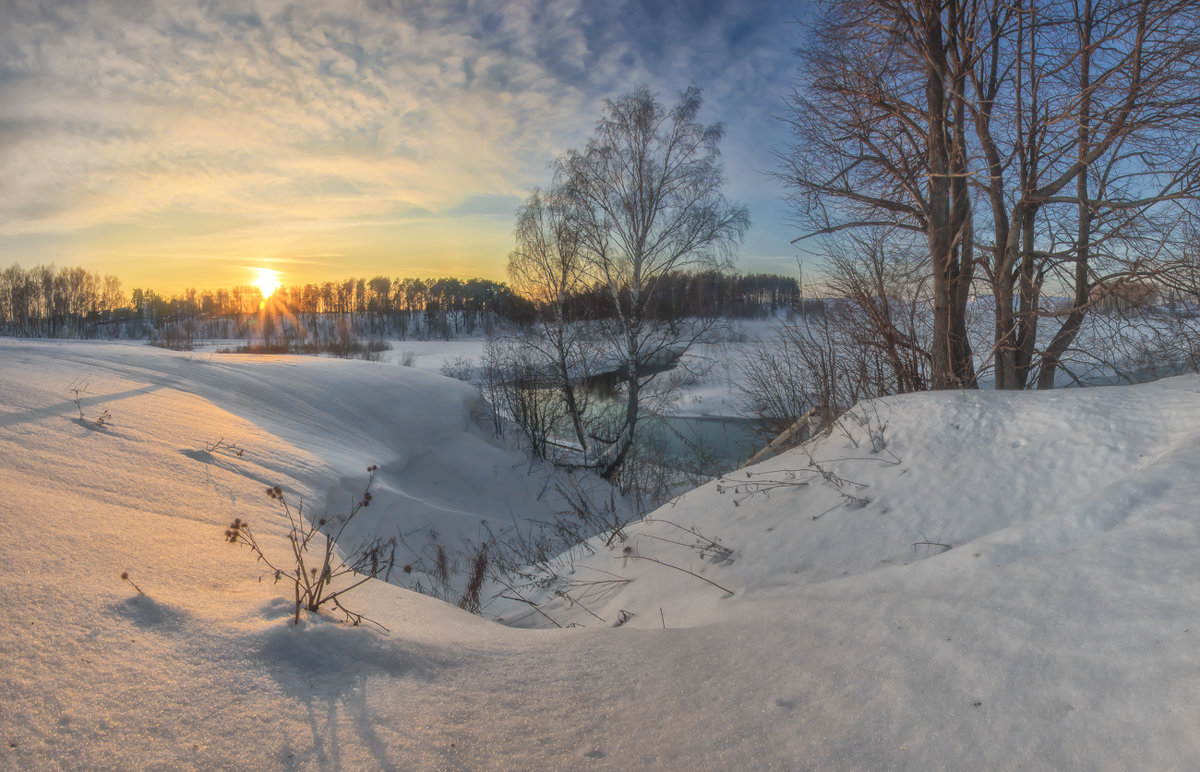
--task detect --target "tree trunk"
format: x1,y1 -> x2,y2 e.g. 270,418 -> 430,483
1039,0 -> 1094,389
598,361 -> 638,482
926,0 -> 975,390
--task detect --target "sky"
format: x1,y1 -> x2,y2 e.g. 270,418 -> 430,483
1,0 -> 807,295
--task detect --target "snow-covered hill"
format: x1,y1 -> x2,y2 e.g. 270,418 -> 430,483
3,338 -> 1200,769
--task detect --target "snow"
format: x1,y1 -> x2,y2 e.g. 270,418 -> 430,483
4,337 -> 1200,769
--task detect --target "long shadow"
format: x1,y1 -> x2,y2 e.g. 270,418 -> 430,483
254,611 -> 455,772
108,589 -> 455,771
179,448 -> 280,493
111,595 -> 196,632
0,384 -> 163,428
287,679 -> 403,772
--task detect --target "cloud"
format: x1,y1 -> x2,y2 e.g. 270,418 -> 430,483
1,0 -> 801,284
446,193 -> 523,219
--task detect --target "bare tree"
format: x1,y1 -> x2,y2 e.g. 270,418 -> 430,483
508,187 -> 596,458
822,232 -> 933,394
482,336 -> 570,462
785,0 -> 1200,391
0,263 -> 125,338
518,85 -> 748,481
967,0 -> 1200,388
739,233 -> 933,437
783,0 -> 979,389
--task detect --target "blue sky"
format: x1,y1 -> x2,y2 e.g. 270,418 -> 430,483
1,0 -> 806,292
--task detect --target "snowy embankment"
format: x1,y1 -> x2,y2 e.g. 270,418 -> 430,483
4,338 -> 1200,770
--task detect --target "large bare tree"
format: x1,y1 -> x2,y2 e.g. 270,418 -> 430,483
784,0 -> 1200,391
511,85 -> 748,481
783,0 -> 980,389
968,0 -> 1200,388
562,86 -> 749,479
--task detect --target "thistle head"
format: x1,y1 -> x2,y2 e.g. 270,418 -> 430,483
225,518 -> 247,543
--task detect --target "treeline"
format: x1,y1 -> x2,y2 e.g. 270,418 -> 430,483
0,266 -> 536,340
0,264 -> 125,338
567,271 -> 801,321
183,276 -> 530,321
149,271 -> 799,327
138,276 -> 535,341
0,262 -> 801,340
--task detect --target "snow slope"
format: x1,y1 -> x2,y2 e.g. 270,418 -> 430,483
3,338 -> 1200,770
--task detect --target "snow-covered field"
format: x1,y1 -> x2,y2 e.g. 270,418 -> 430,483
4,338 -> 1200,769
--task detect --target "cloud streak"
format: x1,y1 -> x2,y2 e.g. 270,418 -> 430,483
1,0 -> 801,288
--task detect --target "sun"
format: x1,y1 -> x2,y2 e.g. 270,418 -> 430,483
252,268 -> 280,298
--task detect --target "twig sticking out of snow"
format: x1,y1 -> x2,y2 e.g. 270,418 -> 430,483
621,552 -> 735,596
120,572 -> 145,596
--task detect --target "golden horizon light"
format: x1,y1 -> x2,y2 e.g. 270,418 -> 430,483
1,2 -> 798,294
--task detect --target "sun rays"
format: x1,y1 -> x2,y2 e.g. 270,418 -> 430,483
252,268 -> 280,300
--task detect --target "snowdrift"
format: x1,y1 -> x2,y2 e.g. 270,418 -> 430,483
3,338 -> 1200,770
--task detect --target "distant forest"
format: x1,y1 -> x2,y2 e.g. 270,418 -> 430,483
0,263 -> 800,341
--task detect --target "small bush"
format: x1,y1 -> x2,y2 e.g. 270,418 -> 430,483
225,466 -> 397,628
148,323 -> 196,351
67,378 -> 113,427
440,356 -> 475,382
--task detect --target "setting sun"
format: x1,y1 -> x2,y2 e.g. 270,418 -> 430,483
252,268 -> 280,298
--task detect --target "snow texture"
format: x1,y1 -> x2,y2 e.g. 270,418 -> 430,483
3,338 -> 1200,770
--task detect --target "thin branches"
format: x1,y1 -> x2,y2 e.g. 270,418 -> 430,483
224,465 -> 394,630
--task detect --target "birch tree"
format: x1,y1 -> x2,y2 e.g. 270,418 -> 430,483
514,86 -> 748,481
507,187 -> 594,457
